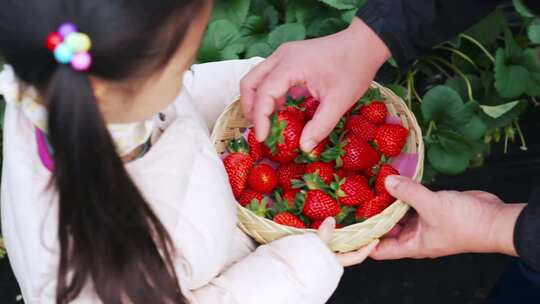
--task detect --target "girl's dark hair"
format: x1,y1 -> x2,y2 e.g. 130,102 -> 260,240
0,0 -> 205,303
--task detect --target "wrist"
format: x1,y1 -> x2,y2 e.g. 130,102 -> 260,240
343,17 -> 392,67
487,203 -> 526,256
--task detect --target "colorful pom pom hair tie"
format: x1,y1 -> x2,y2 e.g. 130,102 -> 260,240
46,22 -> 92,72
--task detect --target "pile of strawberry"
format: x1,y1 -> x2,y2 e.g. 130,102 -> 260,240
223,88 -> 409,229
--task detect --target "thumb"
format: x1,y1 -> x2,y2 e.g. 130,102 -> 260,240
316,217 -> 336,244
385,175 -> 436,214
300,92 -> 351,152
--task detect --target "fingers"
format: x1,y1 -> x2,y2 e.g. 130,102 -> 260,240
300,92 -> 351,152
384,176 -> 438,214
369,236 -> 417,260
253,66 -> 301,141
337,240 -> 379,267
240,56 -> 280,120
316,217 -> 336,244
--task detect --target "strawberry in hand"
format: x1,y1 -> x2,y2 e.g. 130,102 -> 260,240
263,110 -> 304,164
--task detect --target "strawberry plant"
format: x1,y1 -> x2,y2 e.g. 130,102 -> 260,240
203,1 -> 540,183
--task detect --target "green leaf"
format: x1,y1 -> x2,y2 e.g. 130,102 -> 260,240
212,0 -> 251,26
459,115 -> 487,141
319,0 -> 358,10
427,143 -> 470,175
341,9 -> 358,23
494,48 -> 529,99
307,17 -> 348,37
445,74 -> 483,101
245,42 -> 273,58
263,5 -> 279,30
386,84 -> 407,99
465,8 -> 506,45
268,23 -> 306,49
198,20 -> 240,62
480,100 -> 527,130
513,0 -> 535,18
421,85 -> 464,123
480,100 -> 520,118
240,15 -> 265,36
529,20 -> 540,44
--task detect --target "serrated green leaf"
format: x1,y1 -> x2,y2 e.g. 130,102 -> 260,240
307,18 -> 348,37
481,100 -> 520,118
480,100 -> 527,130
319,0 -> 358,10
427,143 -> 470,175
494,48 -> 529,99
198,20 -> 240,62
465,8 -> 506,45
529,20 -> 540,44
268,23 -> 306,48
386,84 -> 407,99
459,115 -> 487,141
212,0 -> 251,26
513,0 -> 535,18
245,42 -> 273,58
445,75 -> 483,101
421,85 -> 464,123
341,9 -> 358,23
263,5 -> 279,29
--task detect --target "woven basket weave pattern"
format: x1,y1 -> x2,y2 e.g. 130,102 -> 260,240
211,82 -> 424,253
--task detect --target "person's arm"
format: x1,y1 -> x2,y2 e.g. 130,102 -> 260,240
514,188 -> 540,271
357,0 -> 507,67
241,1 -> 506,152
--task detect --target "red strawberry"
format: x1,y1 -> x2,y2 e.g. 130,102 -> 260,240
374,124 -> 409,157
248,164 -> 278,193
360,101 -> 387,125
345,115 -> 376,141
302,190 -> 340,220
277,163 -> 305,191
273,212 -> 306,228
223,137 -> 254,198
282,189 -> 301,208
296,138 -> 330,163
263,110 -> 304,164
300,96 -> 320,119
285,96 -> 307,122
305,161 -> 334,184
375,164 -> 400,196
340,135 -> 380,171
332,175 -> 374,206
335,168 -> 357,179
238,189 -> 265,207
355,193 -> 395,219
247,128 -> 262,162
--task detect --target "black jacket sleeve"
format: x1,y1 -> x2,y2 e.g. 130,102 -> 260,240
514,189 -> 540,271
357,0 -> 506,67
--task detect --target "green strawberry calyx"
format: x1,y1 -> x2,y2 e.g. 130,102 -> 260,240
227,136 -> 250,154
246,197 -> 269,218
264,112 -> 288,155
285,96 -> 306,111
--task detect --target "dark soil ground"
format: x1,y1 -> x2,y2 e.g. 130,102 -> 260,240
2,107 -> 540,303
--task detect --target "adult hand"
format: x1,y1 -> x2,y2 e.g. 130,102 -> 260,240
370,176 -> 526,260
240,17 -> 391,152
317,217 -> 379,267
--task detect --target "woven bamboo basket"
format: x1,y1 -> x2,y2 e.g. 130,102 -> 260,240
211,82 -> 424,253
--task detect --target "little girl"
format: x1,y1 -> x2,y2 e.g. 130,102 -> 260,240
0,1 -> 374,303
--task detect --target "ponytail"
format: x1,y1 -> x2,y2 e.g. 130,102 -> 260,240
47,66 -> 184,304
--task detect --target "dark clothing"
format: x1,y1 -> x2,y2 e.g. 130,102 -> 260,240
357,0 -> 540,272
